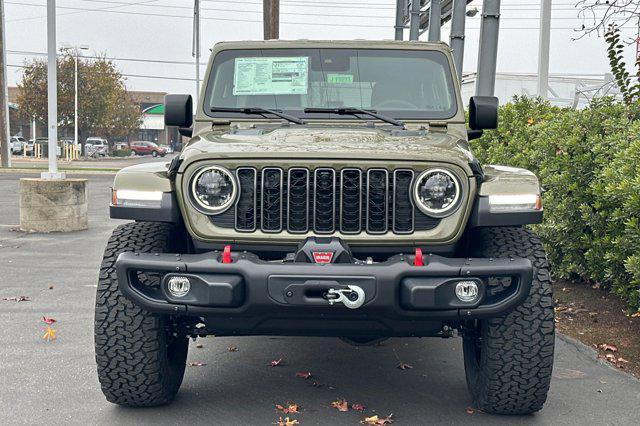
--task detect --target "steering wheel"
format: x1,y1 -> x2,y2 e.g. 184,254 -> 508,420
372,99 -> 418,110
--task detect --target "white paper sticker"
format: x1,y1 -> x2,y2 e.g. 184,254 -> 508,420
233,57 -> 308,95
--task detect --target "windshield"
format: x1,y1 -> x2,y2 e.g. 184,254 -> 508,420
204,48 -> 457,121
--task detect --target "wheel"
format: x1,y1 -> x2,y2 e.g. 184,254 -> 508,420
94,222 -> 189,407
152,150 -> 158,157
462,226 -> 554,415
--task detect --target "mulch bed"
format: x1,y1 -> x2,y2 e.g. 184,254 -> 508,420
553,280 -> 640,378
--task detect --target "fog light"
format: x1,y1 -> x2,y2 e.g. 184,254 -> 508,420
455,281 -> 479,302
167,276 -> 191,298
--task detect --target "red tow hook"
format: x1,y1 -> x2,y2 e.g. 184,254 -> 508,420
413,248 -> 424,266
222,245 -> 232,264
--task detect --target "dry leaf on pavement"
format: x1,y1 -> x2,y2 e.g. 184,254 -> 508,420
42,316 -> 57,324
331,399 -> 349,412
188,362 -> 206,367
295,371 -> 312,379
275,403 -> 299,414
352,403 -> 366,411
598,343 -> 618,352
227,346 -> 238,352
361,414 -> 394,425
2,296 -> 30,302
275,417 -> 299,426
269,358 -> 283,367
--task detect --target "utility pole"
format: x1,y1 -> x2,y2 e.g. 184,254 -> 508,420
394,0 -> 405,40
409,0 -> 421,41
43,0 -> 62,179
475,0 -> 501,96
192,0 -> 201,103
0,0 -> 10,168
428,0 -> 442,42
536,0 -> 552,99
263,0 -> 279,40
450,0 -> 467,85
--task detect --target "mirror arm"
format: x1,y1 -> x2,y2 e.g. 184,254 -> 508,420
178,127 -> 193,137
467,129 -> 484,140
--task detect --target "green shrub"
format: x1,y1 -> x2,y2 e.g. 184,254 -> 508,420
112,148 -> 132,157
471,96 -> 640,310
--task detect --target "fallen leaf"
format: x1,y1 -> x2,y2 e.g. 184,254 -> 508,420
227,346 -> 238,352
631,312 -> 640,318
275,403 -> 299,414
42,316 -> 56,324
42,325 -> 56,342
361,414 -> 394,425
48,285 -> 54,290
599,343 -> 618,352
617,357 -> 629,363
605,354 -> 616,362
275,417 -> 299,426
352,403 -> 366,411
397,362 -> 413,370
269,358 -> 282,367
188,362 -> 206,367
331,399 -> 349,412
1,296 -> 30,302
295,371 -> 312,379
527,118 -> 535,125
195,343 -> 203,348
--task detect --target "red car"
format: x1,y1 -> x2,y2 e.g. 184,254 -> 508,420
130,141 -> 166,157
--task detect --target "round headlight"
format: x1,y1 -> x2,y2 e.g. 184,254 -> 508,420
413,169 -> 461,217
190,166 -> 237,214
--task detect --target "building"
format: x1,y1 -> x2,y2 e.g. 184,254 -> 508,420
7,87 -> 179,148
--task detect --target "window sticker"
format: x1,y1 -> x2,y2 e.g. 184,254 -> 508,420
233,57 -> 308,95
327,73 -> 354,84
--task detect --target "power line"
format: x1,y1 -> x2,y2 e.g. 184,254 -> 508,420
7,49 -> 208,66
6,63 -> 196,81
8,0 -> 162,23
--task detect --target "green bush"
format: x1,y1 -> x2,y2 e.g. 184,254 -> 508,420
471,96 -> 640,309
112,148 -> 132,157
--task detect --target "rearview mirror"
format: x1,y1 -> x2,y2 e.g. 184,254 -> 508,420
469,96 -> 498,130
164,94 -> 193,128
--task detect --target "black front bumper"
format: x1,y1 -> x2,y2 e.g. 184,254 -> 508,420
116,250 -> 533,336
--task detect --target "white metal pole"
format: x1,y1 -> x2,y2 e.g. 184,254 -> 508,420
0,0 -> 10,168
193,0 -> 200,104
44,0 -> 62,179
74,50 -> 78,146
536,0 -> 552,99
32,116 -> 35,139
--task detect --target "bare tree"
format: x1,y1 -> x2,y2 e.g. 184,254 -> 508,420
576,0 -> 640,43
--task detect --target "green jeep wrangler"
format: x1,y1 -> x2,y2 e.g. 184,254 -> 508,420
95,40 -> 554,414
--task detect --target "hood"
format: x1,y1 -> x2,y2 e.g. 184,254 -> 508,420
180,126 -> 475,174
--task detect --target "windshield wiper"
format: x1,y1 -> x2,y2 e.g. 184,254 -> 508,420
304,107 -> 405,128
210,107 -> 305,125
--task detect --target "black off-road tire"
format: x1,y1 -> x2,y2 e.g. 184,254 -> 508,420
463,226 -> 554,415
94,222 -> 189,407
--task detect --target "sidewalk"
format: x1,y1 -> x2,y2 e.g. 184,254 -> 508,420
1,153 -> 177,173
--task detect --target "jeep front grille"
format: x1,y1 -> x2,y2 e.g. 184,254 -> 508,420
216,167 -> 440,235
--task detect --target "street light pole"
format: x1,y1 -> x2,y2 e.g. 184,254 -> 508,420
43,0 -> 63,179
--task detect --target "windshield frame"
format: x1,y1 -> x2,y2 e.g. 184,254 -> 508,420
202,46 -> 459,122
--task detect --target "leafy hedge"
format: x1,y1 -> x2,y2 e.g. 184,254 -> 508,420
112,148 -> 132,157
471,96 -> 640,310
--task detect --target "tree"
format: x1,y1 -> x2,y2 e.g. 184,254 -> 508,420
16,51 -> 141,146
576,0 -> 640,42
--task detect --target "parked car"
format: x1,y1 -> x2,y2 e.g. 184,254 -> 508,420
85,137 -> 109,157
33,137 -> 62,157
10,136 -> 26,154
130,141 -> 166,157
98,40 -> 552,415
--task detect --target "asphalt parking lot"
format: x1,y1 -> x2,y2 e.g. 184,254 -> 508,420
1,172 -> 639,425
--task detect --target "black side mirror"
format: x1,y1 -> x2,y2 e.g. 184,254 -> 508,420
178,127 -> 193,137
164,94 -> 193,128
469,96 -> 498,130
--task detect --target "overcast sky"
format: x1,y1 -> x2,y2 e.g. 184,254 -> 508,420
4,0 -> 640,98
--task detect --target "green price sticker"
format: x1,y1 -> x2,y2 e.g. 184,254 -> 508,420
327,74 -> 354,84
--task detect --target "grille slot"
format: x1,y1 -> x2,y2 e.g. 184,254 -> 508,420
287,168 -> 309,233
235,168 -> 257,231
340,168 -> 362,234
222,166 -> 440,234
393,169 -> 415,233
261,168 -> 283,232
366,169 -> 388,234
313,168 -> 336,233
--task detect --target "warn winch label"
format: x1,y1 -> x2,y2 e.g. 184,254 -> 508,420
312,251 -> 334,263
